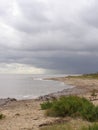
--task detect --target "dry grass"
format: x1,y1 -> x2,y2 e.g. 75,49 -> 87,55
40,119 -> 91,130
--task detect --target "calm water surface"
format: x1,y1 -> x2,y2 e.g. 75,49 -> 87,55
0,74 -> 73,99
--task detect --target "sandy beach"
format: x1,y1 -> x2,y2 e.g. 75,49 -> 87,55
0,76 -> 98,130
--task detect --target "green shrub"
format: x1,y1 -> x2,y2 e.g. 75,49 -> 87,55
41,96 -> 98,121
40,101 -> 53,110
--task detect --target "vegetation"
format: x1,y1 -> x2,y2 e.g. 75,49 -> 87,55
41,96 -> 98,122
0,114 -> 5,119
81,124 -> 98,130
40,119 -> 88,130
41,101 -> 53,110
40,123 -> 98,130
40,124 -> 75,130
67,73 -> 98,79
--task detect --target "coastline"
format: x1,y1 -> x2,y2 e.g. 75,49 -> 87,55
38,76 -> 95,100
1,75 -> 98,105
0,76 -> 98,130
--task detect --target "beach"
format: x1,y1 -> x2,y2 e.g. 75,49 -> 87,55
0,76 -> 98,130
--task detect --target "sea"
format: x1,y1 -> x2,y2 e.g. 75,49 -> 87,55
0,74 -> 73,100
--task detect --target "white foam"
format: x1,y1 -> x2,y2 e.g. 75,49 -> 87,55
33,78 -> 43,81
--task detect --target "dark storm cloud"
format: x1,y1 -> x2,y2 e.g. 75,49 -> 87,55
0,0 -> 98,74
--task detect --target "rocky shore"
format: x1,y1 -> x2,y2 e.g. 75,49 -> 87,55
38,87 -> 87,101
0,98 -> 17,107
38,76 -> 98,101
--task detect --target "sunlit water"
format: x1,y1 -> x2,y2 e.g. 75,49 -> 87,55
0,74 -> 73,99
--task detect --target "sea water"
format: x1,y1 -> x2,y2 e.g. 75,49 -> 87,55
0,74 -> 73,99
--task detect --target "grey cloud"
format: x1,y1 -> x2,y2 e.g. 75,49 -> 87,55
17,0 -> 48,21
82,1 -> 98,28
0,45 -> 98,74
1,0 -> 50,33
0,0 -> 98,74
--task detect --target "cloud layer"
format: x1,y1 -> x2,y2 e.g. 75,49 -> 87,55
0,0 -> 98,74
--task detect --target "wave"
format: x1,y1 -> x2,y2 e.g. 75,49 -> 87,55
33,78 -> 43,81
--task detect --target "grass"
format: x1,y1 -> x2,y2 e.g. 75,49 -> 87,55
41,96 -> 98,122
40,124 -> 74,130
81,124 -> 98,130
67,73 -> 98,79
40,119 -> 89,130
40,123 -> 98,130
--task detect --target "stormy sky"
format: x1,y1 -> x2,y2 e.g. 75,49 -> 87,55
0,0 -> 98,74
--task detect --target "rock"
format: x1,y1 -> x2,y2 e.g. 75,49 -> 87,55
39,122 -> 52,127
0,98 -> 17,107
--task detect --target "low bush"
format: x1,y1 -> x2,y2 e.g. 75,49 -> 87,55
41,96 -> 98,122
41,101 -> 53,110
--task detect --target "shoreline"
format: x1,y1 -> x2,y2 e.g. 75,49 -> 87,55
38,76 -> 98,100
0,76 -> 95,106
0,76 -> 98,130
38,76 -> 89,100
